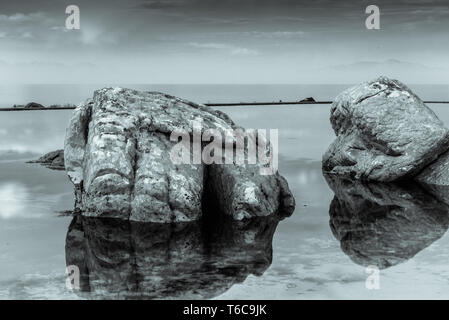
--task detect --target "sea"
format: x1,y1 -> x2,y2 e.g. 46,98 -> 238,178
0,84 -> 449,299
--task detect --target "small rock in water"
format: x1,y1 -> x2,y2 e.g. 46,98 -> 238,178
27,149 -> 65,170
25,102 -> 45,109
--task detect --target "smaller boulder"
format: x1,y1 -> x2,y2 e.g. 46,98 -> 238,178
323,76 -> 449,182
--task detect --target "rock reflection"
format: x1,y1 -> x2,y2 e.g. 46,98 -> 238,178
325,174 -> 449,269
65,210 -> 287,299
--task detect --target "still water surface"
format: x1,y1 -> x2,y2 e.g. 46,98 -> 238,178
0,84 -> 449,299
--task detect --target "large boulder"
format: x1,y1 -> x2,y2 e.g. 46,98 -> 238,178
323,76 -> 449,182
64,88 -> 294,222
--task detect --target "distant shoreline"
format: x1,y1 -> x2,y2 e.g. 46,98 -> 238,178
1,100 -> 449,111
1,102 -> 78,111
0,106 -> 78,111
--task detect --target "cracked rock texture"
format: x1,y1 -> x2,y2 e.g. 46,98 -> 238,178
64,88 -> 294,222
323,76 -> 449,182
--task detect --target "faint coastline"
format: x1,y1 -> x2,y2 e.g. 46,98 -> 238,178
4,102 -> 78,111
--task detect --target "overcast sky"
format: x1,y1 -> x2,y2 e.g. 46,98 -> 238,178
0,0 -> 448,84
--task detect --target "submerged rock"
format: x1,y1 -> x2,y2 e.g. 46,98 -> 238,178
65,209 -> 285,299
64,88 -> 294,222
27,149 -> 65,170
323,76 -> 449,182
325,174 -> 449,269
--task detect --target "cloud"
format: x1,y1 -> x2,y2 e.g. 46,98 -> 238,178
243,30 -> 306,38
20,31 -> 33,38
312,59 -> 449,84
0,12 -> 46,23
189,42 -> 259,56
0,0 -> 448,84
138,0 -> 187,9
0,11 -> 55,40
80,25 -> 105,45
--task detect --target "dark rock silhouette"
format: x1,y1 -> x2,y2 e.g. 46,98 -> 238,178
300,97 -> 315,103
323,76 -> 449,182
65,203 -> 288,299
325,174 -> 449,269
27,149 -> 64,170
25,102 -> 45,109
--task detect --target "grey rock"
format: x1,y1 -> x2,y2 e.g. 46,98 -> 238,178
415,151 -> 449,205
64,88 -> 294,222
323,76 -> 449,182
206,164 -> 295,220
325,174 -> 449,269
27,149 -> 65,170
416,150 -> 449,186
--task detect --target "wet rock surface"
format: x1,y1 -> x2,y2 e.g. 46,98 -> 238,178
323,76 -> 449,182
27,149 -> 65,170
325,174 -> 449,269
65,207 -> 287,299
64,88 -> 294,222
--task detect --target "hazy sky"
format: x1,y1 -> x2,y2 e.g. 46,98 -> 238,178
0,0 -> 448,84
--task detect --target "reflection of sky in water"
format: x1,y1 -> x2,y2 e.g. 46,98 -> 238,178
0,110 -> 71,154
1,85 -> 449,299
0,160 -> 74,298
0,183 -> 28,219
0,181 -> 71,220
